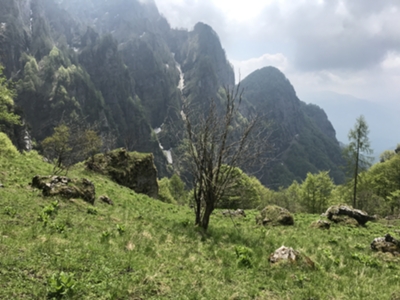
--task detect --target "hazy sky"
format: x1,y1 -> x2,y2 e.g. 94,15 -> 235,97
154,0 -> 400,106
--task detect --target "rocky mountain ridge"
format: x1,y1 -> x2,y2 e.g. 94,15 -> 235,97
0,0 -> 344,187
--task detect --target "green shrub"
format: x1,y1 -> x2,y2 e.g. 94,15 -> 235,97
217,166 -> 261,209
169,174 -> 188,205
0,132 -> 19,158
158,177 -> 177,204
43,200 -> 59,217
235,245 -> 254,268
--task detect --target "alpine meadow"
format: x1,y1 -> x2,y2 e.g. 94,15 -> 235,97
1,0 -> 400,299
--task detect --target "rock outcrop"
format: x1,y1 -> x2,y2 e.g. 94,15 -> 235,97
325,204 -> 375,226
256,205 -> 294,226
371,234 -> 400,255
87,148 -> 159,198
32,175 -> 95,204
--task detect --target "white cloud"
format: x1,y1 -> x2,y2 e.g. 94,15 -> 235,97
155,0 -> 400,105
381,52 -> 400,70
231,53 -> 289,82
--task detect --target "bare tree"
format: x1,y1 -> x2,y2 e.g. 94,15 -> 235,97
183,85 -> 271,230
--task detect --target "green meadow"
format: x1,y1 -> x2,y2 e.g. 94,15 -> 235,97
1,151 -> 400,300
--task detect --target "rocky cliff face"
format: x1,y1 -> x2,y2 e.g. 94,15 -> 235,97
301,102 -> 337,140
87,148 -> 159,199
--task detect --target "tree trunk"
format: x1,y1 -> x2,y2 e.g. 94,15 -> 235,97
200,203 -> 214,230
195,198 -> 201,226
353,144 -> 360,208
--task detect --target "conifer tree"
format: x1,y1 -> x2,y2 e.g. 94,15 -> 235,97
343,115 -> 373,208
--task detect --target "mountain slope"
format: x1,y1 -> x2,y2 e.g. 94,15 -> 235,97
240,67 -> 345,187
303,91 -> 400,160
1,0 -> 344,186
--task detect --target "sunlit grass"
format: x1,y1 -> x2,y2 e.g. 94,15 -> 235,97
1,151 -> 400,299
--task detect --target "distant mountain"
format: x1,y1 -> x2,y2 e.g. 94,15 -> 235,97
240,67 -> 345,187
302,91 -> 400,161
1,0 -> 345,187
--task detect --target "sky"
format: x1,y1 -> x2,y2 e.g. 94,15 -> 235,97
154,0 -> 400,107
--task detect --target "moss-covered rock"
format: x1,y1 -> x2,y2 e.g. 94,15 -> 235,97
325,204 -> 375,226
87,148 -> 158,198
256,205 -> 294,226
371,234 -> 400,255
32,175 -> 95,204
310,219 -> 331,230
331,215 -> 359,227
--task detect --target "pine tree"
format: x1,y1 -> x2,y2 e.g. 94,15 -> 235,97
343,115 -> 373,208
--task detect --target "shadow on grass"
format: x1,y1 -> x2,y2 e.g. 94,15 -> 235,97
170,217 -> 267,250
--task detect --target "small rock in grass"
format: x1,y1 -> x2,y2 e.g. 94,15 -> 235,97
269,246 -> 314,269
371,234 -> 400,255
99,195 -> 114,205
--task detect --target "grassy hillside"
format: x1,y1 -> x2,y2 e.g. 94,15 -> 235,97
1,150 -> 400,299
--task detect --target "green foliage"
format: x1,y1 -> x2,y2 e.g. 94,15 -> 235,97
116,224 -> 125,235
82,129 -> 102,161
217,166 -> 261,209
100,230 -> 112,242
42,124 -> 103,175
43,200 -> 59,217
42,124 -> 72,174
158,174 -> 188,205
359,151 -> 400,214
38,200 -> 60,226
262,181 -> 302,212
351,253 -> 381,268
235,245 -> 254,268
50,222 -> 67,234
300,171 -> 334,214
47,271 -> 76,299
2,150 -> 400,299
169,174 -> 187,205
158,177 -> 177,204
0,65 -> 20,128
0,132 -> 19,158
4,206 -> 17,217
87,207 -> 98,215
343,115 -> 373,208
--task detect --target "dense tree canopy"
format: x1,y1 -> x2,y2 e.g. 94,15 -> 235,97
0,65 -> 20,129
